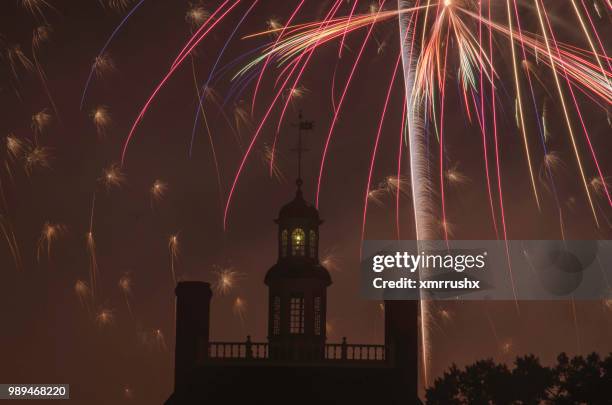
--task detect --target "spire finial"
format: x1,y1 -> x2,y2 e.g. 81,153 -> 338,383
291,111 -> 314,192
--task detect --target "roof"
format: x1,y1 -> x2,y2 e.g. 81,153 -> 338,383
265,260 -> 332,286
277,183 -> 321,223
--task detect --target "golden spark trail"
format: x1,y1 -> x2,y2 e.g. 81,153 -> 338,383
532,0 -> 599,227
505,0 -> 540,211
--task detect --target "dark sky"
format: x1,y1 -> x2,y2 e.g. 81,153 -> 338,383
0,1 -> 610,403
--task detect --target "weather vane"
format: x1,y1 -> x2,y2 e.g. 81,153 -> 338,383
291,111 -> 314,188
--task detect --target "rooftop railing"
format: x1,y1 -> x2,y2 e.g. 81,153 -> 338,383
206,337 -> 386,363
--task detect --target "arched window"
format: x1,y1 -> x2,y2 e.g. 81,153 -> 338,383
281,229 -> 288,257
291,228 -> 305,256
309,230 -> 317,258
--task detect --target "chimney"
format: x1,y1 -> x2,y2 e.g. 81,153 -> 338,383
174,281 -> 212,389
384,300 -> 418,400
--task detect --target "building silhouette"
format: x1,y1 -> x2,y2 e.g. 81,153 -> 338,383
166,117 -> 419,404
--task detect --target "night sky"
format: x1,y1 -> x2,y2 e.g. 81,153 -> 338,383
0,1 -> 610,403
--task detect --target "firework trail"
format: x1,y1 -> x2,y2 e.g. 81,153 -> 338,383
36,222 -> 67,263
31,109 -> 52,140
0,214 -> 21,270
168,234 -> 179,285
80,0 -> 146,110
189,58 -> 223,206
189,0 -> 259,158
118,273 -> 133,317
398,0 -> 435,386
21,0 -> 56,21
150,179 -> 167,209
74,280 -> 91,306
31,24 -> 62,124
233,296 -> 247,328
121,0 -> 242,164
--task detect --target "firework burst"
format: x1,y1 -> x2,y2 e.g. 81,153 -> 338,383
31,109 -> 52,136
186,2 -> 210,30
74,280 -> 91,308
37,222 -> 67,263
95,308 -> 114,327
233,296 -> 247,324
100,163 -> 125,190
212,265 -> 243,295
91,106 -> 112,137
24,145 -> 52,174
150,179 -> 168,208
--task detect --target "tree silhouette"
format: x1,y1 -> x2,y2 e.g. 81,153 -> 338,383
426,352 -> 611,404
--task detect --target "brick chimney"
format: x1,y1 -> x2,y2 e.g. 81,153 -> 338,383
174,281 -> 212,389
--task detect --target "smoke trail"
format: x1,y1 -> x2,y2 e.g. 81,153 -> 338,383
398,0 -> 438,388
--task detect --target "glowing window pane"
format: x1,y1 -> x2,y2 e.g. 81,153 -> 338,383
291,228 -> 305,256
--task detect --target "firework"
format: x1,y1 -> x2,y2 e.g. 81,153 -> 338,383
604,299 -> 612,312
37,222 -> 67,263
233,297 -> 247,324
80,0 -> 146,109
590,176 -> 610,199
100,0 -> 134,13
20,0 -> 55,20
32,24 -> 52,49
150,179 -> 167,207
31,109 -> 52,135
100,163 -> 125,190
123,387 -> 134,400
212,265 -> 243,295
267,18 -> 283,32
501,340 -> 513,354
91,106 -> 111,137
539,151 -> 564,186
86,231 -> 99,297
118,272 -> 133,316
93,53 -> 115,78
444,164 -> 469,187
95,308 -> 114,327
0,215 -> 21,270
24,145 -> 52,174
168,234 -> 179,285
74,280 -> 91,308
153,328 -> 167,350
320,249 -> 341,272
258,143 -> 284,182
5,135 -> 24,161
437,308 -> 452,322
186,2 -> 210,30
139,328 -> 167,351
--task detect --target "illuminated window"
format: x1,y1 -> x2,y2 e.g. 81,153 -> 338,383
313,296 -> 322,336
289,296 -> 304,334
291,228 -> 305,256
272,296 -> 281,335
309,230 -> 317,258
281,229 -> 288,257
